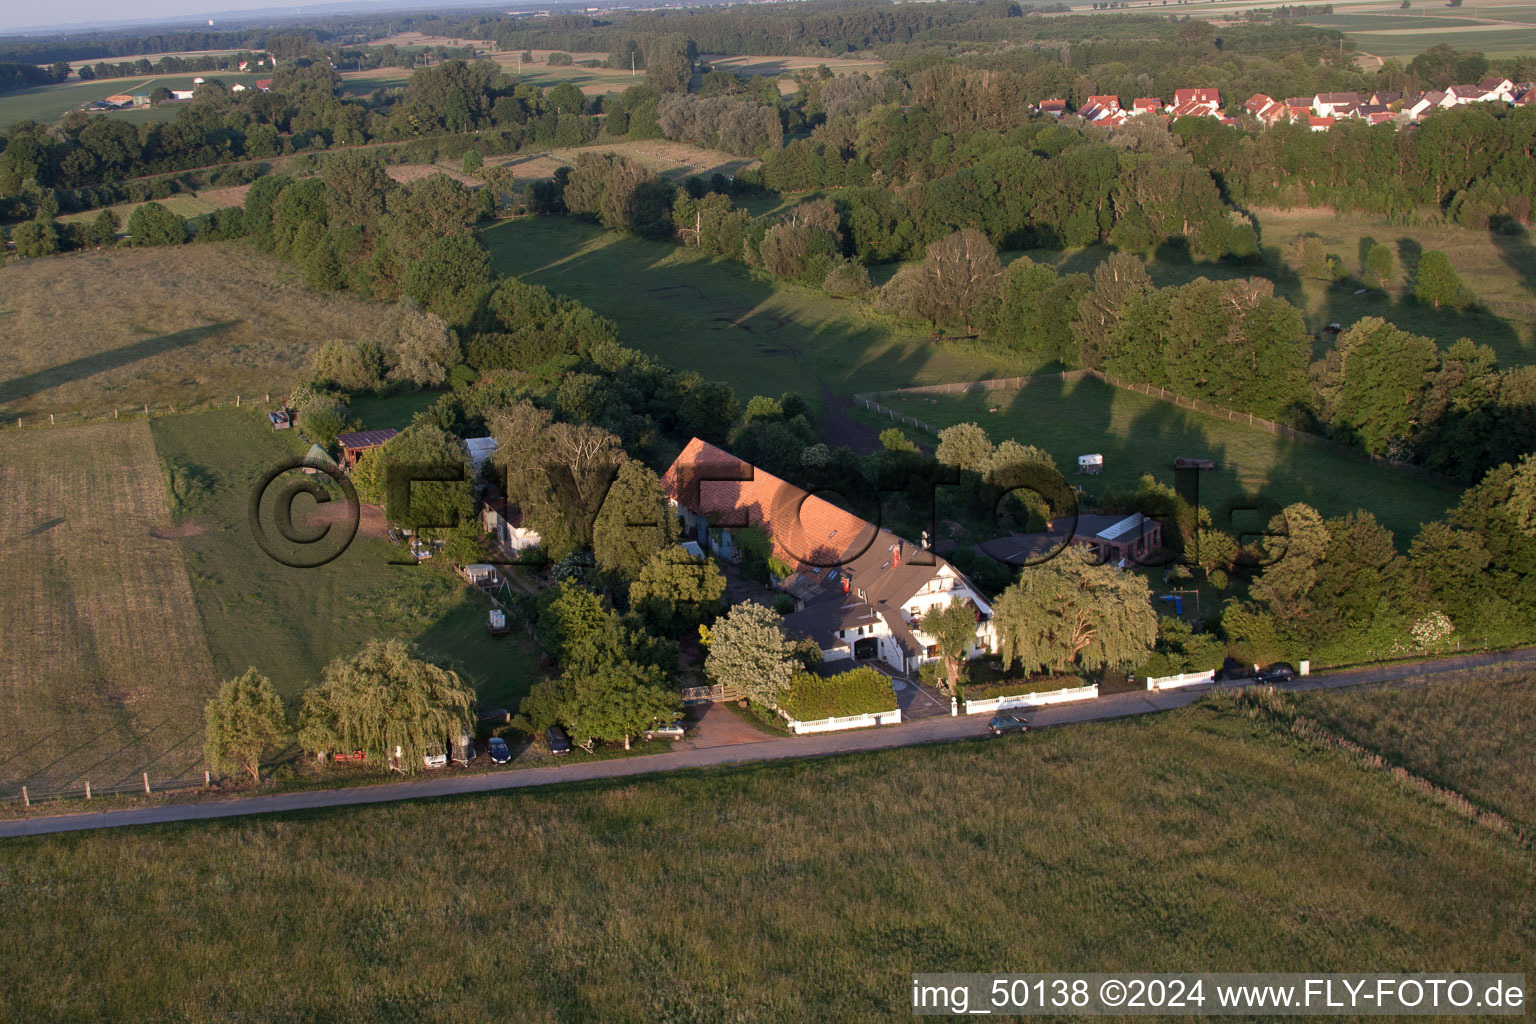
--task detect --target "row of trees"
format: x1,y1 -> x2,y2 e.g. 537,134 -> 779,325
204,640 -> 477,783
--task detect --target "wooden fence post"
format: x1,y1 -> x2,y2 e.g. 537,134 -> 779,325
204,770 -> 211,788
236,395 -> 240,407
20,786 -> 28,808
84,781 -> 91,800
49,413 -> 54,425
143,772 -> 151,795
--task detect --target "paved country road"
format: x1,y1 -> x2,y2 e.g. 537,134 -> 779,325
3,647 -> 1533,839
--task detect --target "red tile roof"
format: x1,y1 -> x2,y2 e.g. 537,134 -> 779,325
662,438 -> 878,569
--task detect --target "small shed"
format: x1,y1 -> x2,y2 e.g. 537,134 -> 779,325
337,428 -> 398,471
1173,457 -> 1215,471
1077,453 -> 1104,475
302,443 -> 338,475
487,609 -> 509,635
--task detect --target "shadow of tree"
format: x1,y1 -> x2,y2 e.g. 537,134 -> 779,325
0,321 -> 242,406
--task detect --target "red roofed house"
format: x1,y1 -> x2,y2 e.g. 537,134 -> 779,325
1038,98 -> 1068,117
662,438 -> 995,674
1130,97 -> 1162,115
1079,94 -> 1122,121
1514,84 -> 1536,106
1168,87 -> 1220,118
1308,115 -> 1335,132
255,78 -> 273,92
1244,93 -> 1287,125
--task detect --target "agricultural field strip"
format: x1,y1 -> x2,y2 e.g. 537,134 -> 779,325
0,422 -> 217,797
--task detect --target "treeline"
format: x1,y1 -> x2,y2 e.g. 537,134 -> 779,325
73,51 -> 268,82
1178,106 -> 1536,228
0,61 -> 62,94
0,60 -> 596,207
1221,457 -> 1536,666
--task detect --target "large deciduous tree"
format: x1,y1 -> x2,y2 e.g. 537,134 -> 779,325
919,598 -> 979,693
592,460 -> 677,578
993,548 -> 1157,674
204,669 -> 288,784
296,640 -> 475,771
629,547 -> 727,633
703,601 -> 797,706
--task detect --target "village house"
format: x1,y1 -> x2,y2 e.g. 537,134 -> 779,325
1037,98 -> 1068,117
1312,92 -> 1364,117
1130,97 -> 1163,116
661,438 -> 995,676
1167,87 -> 1221,118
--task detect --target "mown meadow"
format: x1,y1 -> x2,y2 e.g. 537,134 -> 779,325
0,697 -> 1528,1022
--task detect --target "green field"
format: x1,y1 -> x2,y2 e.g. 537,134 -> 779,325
483,217 -> 1032,419
1346,25 -> 1536,55
1296,666 -> 1536,828
1,697 -> 1528,1020
867,374 -> 1459,542
149,408 -> 543,711
1305,13 -> 1487,28
0,73 -> 266,127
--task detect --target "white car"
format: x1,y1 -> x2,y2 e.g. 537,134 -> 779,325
643,721 -> 686,741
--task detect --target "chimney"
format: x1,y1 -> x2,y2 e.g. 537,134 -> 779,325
891,543 -> 901,568
841,575 -> 850,595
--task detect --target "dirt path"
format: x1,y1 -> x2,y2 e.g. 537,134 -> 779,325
4,646 -> 1532,837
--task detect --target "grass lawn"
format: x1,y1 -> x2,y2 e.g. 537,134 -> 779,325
0,242 -> 395,420
863,374 -> 1458,542
149,408 -> 544,711
1294,665 -> 1536,829
0,699 -> 1528,1020
0,74 -> 266,127
0,422 -> 217,798
482,217 -> 1035,417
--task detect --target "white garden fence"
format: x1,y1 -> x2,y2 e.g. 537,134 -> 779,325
963,684 -> 1099,715
1146,669 -> 1216,691
782,708 -> 902,735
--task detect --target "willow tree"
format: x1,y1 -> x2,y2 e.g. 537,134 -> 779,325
297,640 -> 475,772
993,548 -> 1157,675
204,669 -> 288,784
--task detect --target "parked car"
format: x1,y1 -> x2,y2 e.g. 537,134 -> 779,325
451,730 -> 476,765
545,725 -> 572,756
1255,664 -> 1295,684
643,721 -> 686,741
988,712 -> 1030,736
487,736 -> 512,764
423,746 -> 449,770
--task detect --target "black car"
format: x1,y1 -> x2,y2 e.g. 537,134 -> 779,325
545,725 -> 572,756
988,712 -> 1030,736
487,736 -> 512,764
1254,664 -> 1295,684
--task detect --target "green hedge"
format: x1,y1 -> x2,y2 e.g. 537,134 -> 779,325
779,667 -> 896,721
